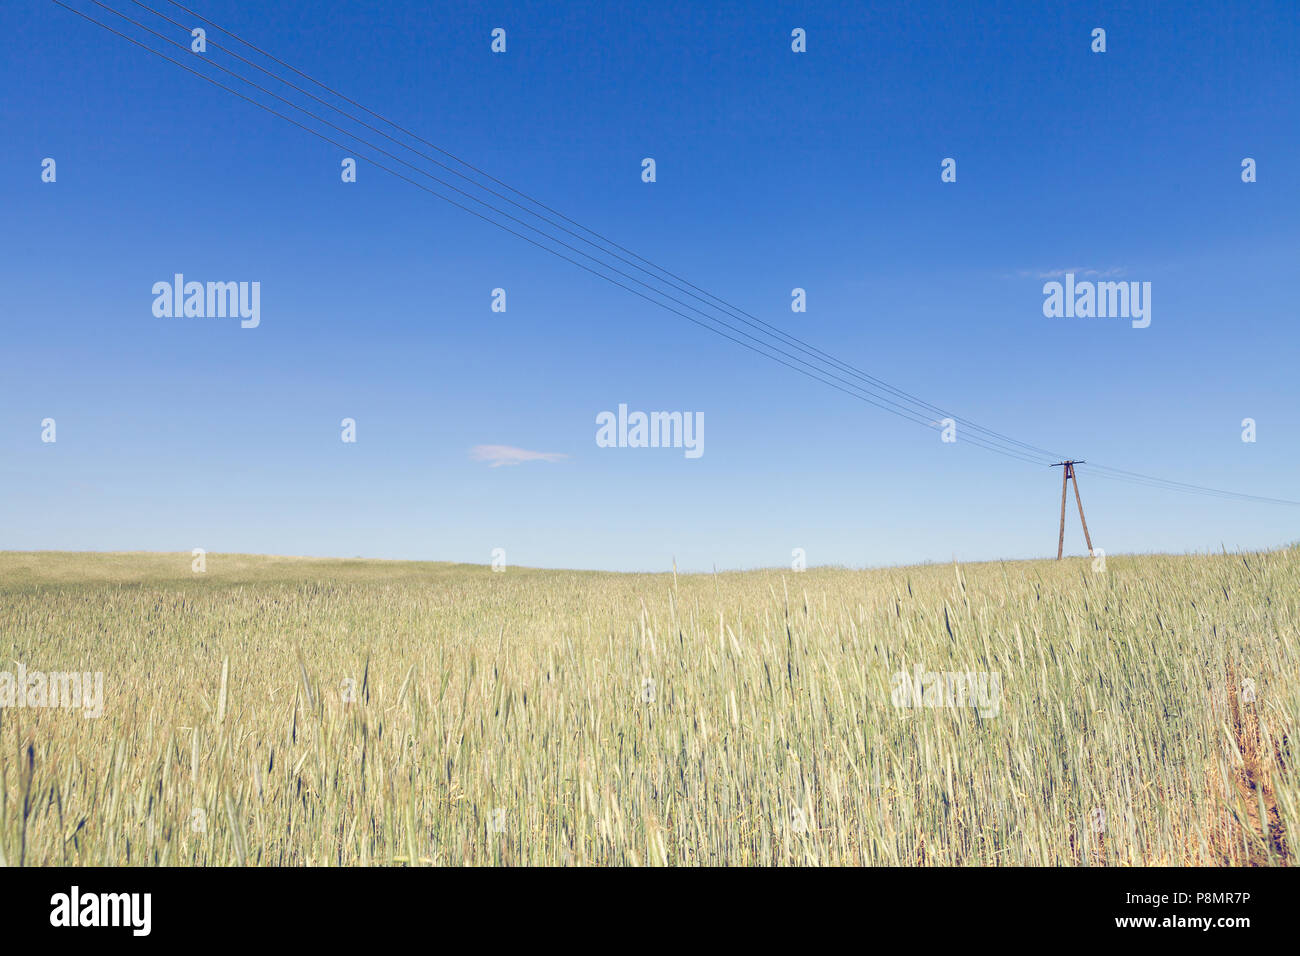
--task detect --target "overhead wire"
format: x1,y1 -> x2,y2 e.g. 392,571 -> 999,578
50,0 -> 1300,505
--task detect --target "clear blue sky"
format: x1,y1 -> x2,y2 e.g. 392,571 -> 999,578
2,0 -> 1297,570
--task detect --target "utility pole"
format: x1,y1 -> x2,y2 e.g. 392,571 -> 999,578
1051,460 -> 1093,559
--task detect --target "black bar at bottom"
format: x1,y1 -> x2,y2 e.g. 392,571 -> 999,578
0,865 -> 1285,943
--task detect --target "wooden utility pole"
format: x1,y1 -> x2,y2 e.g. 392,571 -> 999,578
1051,460 -> 1093,559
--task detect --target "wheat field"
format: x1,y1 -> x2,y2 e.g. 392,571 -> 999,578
0,548 -> 1294,866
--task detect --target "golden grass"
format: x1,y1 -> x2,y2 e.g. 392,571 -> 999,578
0,548 -> 1294,866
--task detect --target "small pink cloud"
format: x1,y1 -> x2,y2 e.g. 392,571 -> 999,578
470,444 -> 568,468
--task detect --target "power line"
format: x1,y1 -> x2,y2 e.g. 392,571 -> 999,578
1081,463 -> 1300,506
50,0 -> 1300,508
85,0 -> 1072,468
111,0 -> 1063,466
52,0 -> 1054,470
146,0 -> 1071,466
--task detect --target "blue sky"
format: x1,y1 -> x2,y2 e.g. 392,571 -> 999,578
2,0 -> 1297,571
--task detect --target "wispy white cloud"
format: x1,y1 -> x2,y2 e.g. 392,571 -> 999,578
1019,266 -> 1129,280
470,444 -> 568,468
